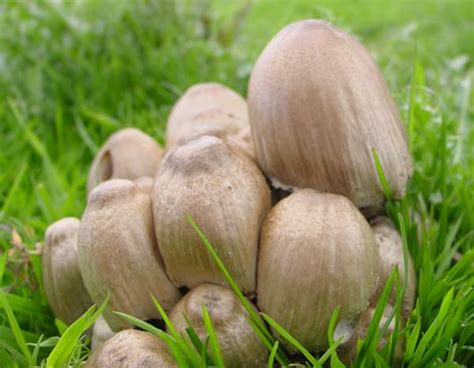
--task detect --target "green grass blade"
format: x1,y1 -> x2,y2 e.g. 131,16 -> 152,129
201,305 -> 225,368
262,313 -> 319,367
0,290 -> 32,361
267,341 -> 279,368
46,296 -> 108,368
413,287 -> 454,362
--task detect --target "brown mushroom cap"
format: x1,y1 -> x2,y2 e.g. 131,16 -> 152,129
257,189 -> 380,352
165,83 -> 248,149
85,329 -> 177,368
371,216 -> 416,318
42,217 -> 92,324
78,179 -> 181,330
248,20 -> 412,209
169,284 -> 268,367
91,315 -> 115,351
153,136 -> 271,293
87,128 -> 163,193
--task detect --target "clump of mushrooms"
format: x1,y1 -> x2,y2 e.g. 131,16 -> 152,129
40,18 -> 416,366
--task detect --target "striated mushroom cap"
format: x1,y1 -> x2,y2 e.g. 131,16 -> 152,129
169,284 -> 268,367
91,315 -> 115,351
248,20 -> 412,210
257,190 -> 379,352
78,179 -> 181,330
165,83 -> 248,149
85,329 -> 177,368
134,176 -> 154,195
153,136 -> 271,293
42,217 -> 92,324
371,216 -> 416,318
87,128 -> 163,193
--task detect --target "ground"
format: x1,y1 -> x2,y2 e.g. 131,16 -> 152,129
0,0 -> 472,367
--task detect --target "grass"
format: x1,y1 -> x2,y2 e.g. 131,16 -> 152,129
0,0 -> 472,366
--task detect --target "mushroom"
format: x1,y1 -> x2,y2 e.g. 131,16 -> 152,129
85,329 -> 177,368
248,20 -> 412,211
370,216 -> 416,318
257,189 -> 379,352
169,284 -> 268,367
42,217 -> 92,324
78,179 -> 181,330
165,83 -> 248,149
91,316 -> 115,351
87,128 -> 163,193
153,135 -> 271,293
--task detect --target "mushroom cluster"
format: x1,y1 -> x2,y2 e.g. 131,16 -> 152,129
42,20 -> 415,366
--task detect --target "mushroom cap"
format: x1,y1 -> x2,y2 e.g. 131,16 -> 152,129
257,189 -> 380,352
370,216 -> 416,318
153,136 -> 271,293
91,315 -> 115,351
169,284 -> 268,367
87,128 -> 163,193
165,83 -> 248,149
85,329 -> 177,368
78,179 -> 181,330
42,217 -> 92,324
248,19 -> 412,209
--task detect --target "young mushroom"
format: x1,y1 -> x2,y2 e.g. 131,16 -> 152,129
91,315 -> 115,351
248,20 -> 412,211
165,83 -> 248,149
42,217 -> 92,324
85,329 -> 177,368
169,284 -> 268,367
257,190 -> 380,352
371,216 -> 416,318
153,135 -> 271,293
78,179 -> 181,330
87,128 -> 163,193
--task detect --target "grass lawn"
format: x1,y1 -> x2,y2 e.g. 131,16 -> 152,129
0,0 -> 472,366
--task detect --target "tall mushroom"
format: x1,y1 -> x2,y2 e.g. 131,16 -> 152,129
78,179 -> 181,330
257,190 -> 379,352
87,128 -> 163,193
42,217 -> 92,324
169,284 -> 268,367
85,329 -> 177,368
248,20 -> 412,211
165,83 -> 248,150
153,135 -> 271,293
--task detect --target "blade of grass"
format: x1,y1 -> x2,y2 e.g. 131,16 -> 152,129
46,295 -> 109,368
202,305 -> 225,368
267,341 -> 279,368
0,290 -> 32,361
262,313 -> 319,367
